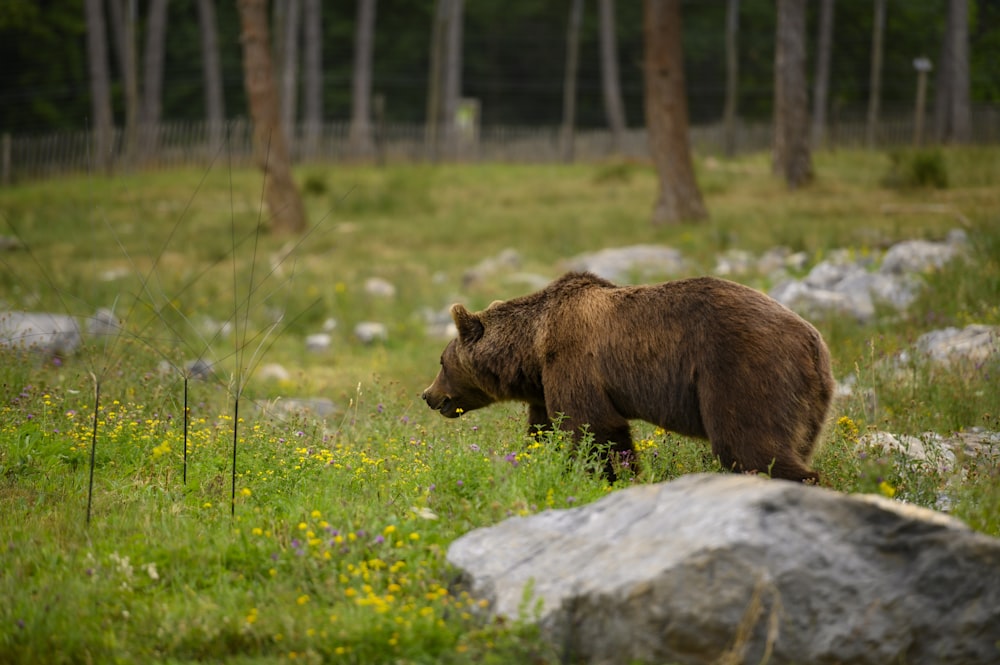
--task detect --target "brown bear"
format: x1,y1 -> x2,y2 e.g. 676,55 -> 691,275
422,272 -> 835,482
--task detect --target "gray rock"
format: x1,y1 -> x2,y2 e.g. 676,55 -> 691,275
87,307 -> 121,337
0,235 -> 24,251
305,332 -> 332,352
859,431 -> 958,473
261,396 -> 338,420
915,324 -> 999,365
564,245 -> 686,283
354,321 -> 388,344
256,363 -> 291,382
448,474 -> 1000,665
463,249 -> 522,288
0,311 -> 82,355
770,280 -> 874,322
422,306 -> 459,340
185,358 -> 214,381
803,259 -> 866,290
713,249 -> 755,277
880,238 -> 963,275
364,277 -> 397,299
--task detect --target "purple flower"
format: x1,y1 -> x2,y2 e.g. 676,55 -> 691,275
456,480 -> 464,487
504,452 -> 519,467
374,535 -> 385,545
469,444 -> 480,452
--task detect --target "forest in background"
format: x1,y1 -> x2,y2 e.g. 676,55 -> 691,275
2,0 -> 999,136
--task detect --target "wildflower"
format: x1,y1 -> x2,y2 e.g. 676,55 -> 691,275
878,480 -> 897,498
241,488 -> 252,497
296,595 -> 310,605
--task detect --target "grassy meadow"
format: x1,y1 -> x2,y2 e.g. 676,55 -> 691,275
1,148 -> 999,663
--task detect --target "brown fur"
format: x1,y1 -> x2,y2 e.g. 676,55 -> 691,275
422,272 -> 835,483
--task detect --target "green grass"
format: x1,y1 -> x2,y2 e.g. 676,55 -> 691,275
1,149 -> 999,663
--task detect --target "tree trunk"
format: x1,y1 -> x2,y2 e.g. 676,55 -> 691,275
935,0 -> 971,143
643,0 -> 707,224
561,0 -> 585,163
773,0 -> 812,189
425,0 -> 446,161
349,0 -> 377,159
426,0 -> 462,161
84,0 -> 114,172
598,0 -> 627,154
197,0 -> 226,154
278,0 -> 300,154
302,0 -> 323,159
811,0 -> 834,149
865,0 -> 885,148
107,0 -> 139,166
237,0 -> 308,235
722,0 -> 739,157
139,0 -> 169,162
442,0 -> 463,160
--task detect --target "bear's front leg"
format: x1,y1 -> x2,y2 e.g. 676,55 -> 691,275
585,423 -> 638,482
527,403 -> 553,436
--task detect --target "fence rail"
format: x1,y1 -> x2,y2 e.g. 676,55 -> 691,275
3,105 -> 999,184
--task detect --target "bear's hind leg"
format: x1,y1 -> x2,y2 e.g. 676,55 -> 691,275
710,434 -> 819,483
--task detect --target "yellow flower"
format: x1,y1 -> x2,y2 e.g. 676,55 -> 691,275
310,510 -> 322,519
878,481 -> 896,498
240,488 -> 252,497
296,594 -> 310,605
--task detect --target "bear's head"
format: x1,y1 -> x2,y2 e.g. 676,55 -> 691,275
421,303 -> 497,418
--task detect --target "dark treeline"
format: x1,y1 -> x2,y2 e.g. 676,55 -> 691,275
2,0 -> 998,135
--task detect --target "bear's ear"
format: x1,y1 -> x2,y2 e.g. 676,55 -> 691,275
450,304 -> 484,344
487,299 -> 504,310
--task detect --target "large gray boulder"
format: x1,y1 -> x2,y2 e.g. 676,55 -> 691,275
447,474 -> 1000,665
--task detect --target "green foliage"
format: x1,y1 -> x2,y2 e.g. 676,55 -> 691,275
0,151 -> 998,661
882,149 -> 949,189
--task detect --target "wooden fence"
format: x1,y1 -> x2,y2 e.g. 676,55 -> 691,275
3,105 -> 999,184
